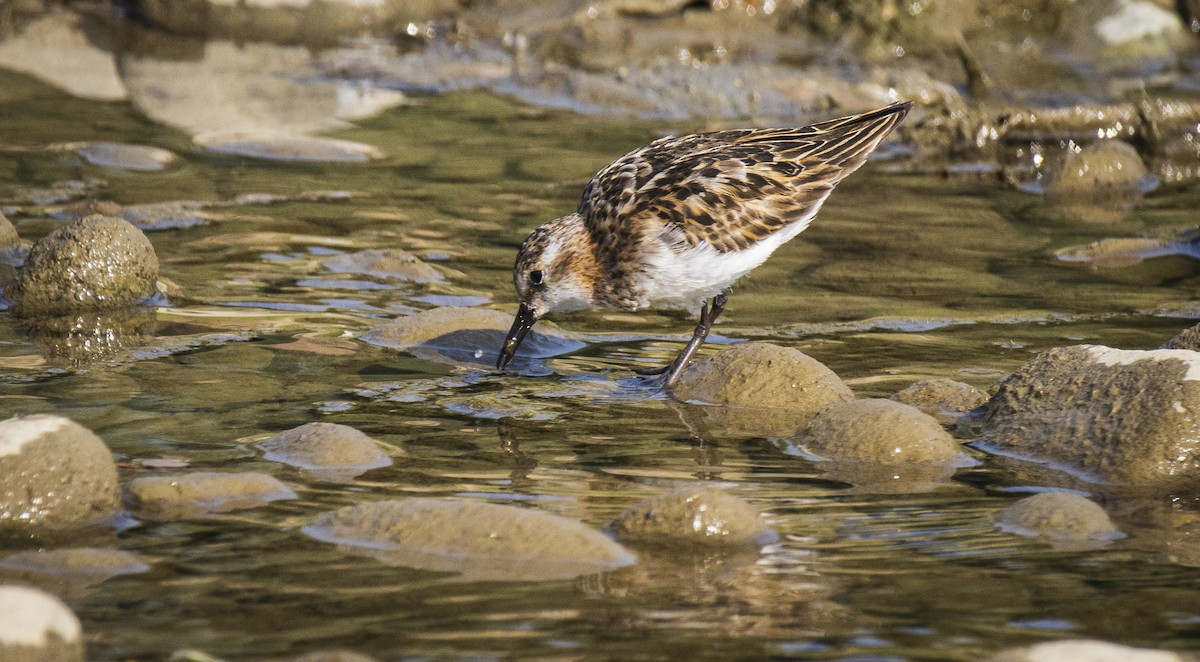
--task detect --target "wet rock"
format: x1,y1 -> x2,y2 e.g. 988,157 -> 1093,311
604,487 -> 777,547
891,378 -> 988,426
988,639 -> 1189,662
361,306 -> 583,368
257,422 -> 393,481
0,212 -> 19,248
669,342 -> 854,438
1162,323 -> 1200,351
0,414 -> 119,528
123,471 -> 297,519
980,345 -> 1200,491
996,492 -> 1124,544
65,141 -> 177,172
304,498 -> 636,581
0,548 -> 149,598
321,249 -> 445,283
1040,140 -> 1156,223
0,585 -> 84,662
11,215 -> 159,318
795,399 -> 965,464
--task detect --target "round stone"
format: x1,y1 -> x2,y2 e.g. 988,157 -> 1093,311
12,215 -> 159,318
605,487 -> 778,546
796,398 -> 962,463
0,414 -> 119,528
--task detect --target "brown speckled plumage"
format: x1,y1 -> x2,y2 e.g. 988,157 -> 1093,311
499,101 -> 912,382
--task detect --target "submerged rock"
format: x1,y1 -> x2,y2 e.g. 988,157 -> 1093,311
361,306 -> 583,368
1054,229 -> 1200,269
1040,140 -> 1156,223
0,585 -> 84,662
996,492 -> 1124,544
196,133 -> 385,162
304,498 -> 636,581
981,345 -> 1200,491
796,399 -> 963,464
988,639 -> 1189,662
670,342 -> 853,438
604,487 -> 777,547
321,249 -> 445,283
123,471 -> 297,519
257,422 -> 393,481
11,215 -> 159,318
0,547 -> 148,578
0,414 -> 119,528
0,547 -> 150,598
65,141 -> 177,172
891,378 -> 988,426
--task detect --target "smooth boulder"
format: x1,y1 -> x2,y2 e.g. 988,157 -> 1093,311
0,414 -> 119,528
123,471 -> 297,519
1041,140 -> 1155,223
980,345 -> 1200,491
304,498 -> 635,581
605,487 -> 777,547
321,249 -> 444,283
11,215 -> 159,317
670,342 -> 854,438
891,378 -> 988,426
996,492 -> 1124,544
257,422 -> 393,480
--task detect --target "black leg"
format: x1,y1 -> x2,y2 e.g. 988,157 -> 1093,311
635,289 -> 729,386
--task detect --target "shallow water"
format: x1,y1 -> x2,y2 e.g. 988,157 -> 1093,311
2,42 -> 1200,661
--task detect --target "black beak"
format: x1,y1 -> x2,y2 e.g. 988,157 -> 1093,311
497,303 -> 538,370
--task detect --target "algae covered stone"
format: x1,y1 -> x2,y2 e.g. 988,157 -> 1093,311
669,342 -> 853,438
996,492 -> 1123,544
981,345 -> 1200,491
0,414 -> 119,528
257,422 -> 392,480
11,214 -> 159,317
123,471 -> 297,519
605,487 -> 777,547
304,498 -> 636,581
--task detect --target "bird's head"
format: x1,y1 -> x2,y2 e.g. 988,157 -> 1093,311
497,213 -> 594,370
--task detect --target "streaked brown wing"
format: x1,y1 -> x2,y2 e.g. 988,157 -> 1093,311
579,101 -> 911,253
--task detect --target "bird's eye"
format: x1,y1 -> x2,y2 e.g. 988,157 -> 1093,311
529,270 -> 544,285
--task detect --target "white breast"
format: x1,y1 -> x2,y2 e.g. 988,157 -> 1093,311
637,214 -> 816,310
